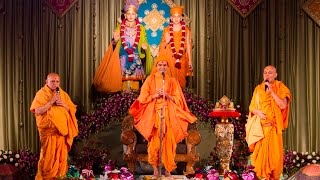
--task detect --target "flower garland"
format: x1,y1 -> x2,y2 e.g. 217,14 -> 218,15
169,21 -> 186,69
120,19 -> 140,62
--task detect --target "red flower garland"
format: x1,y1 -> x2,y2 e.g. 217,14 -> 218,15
169,21 -> 186,69
120,19 -> 141,62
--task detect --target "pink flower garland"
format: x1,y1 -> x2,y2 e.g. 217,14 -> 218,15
120,19 -> 141,62
169,21 -> 186,69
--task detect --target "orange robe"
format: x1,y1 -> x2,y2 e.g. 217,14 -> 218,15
159,26 -> 192,88
129,72 -> 197,172
93,25 -> 152,93
247,80 -> 291,180
30,85 -> 78,180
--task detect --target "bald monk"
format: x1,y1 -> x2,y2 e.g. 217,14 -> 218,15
129,54 -> 197,178
30,73 -> 78,179
246,65 -> 291,180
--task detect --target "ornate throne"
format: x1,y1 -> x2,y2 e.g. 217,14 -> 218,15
120,114 -> 201,174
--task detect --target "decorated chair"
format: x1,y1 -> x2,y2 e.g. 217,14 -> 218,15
120,114 -> 201,175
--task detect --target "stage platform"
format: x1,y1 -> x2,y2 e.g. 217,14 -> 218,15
137,175 -> 188,180
137,175 -> 231,180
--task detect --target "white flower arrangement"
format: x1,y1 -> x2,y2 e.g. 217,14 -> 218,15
0,149 -> 20,166
284,150 -> 320,177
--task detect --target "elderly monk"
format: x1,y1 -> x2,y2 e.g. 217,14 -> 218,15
30,73 -> 78,179
246,65 -> 291,180
158,6 -> 193,88
129,54 -> 197,178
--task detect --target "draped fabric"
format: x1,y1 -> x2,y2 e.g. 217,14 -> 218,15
158,26 -> 193,88
0,0 -> 123,152
93,25 -> 152,93
247,81 -> 291,179
30,85 -> 78,179
42,0 -> 79,18
129,72 -> 197,172
0,0 -> 319,154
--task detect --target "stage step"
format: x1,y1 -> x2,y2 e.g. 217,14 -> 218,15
137,175 -> 188,180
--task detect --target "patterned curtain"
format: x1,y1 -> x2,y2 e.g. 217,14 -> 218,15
42,0 -> 79,18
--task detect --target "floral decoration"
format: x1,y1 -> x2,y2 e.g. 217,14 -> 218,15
71,143 -> 110,175
76,90 -> 216,141
185,167 -> 219,180
2,90 -> 319,179
104,160 -> 134,180
241,165 -> 258,180
17,149 -> 39,177
0,149 -> 38,177
169,20 -> 186,68
120,19 -> 141,62
76,91 -> 139,140
283,150 -> 320,177
0,150 -> 20,167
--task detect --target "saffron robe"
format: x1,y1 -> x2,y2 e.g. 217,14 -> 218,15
30,85 -> 78,179
158,26 -> 192,88
129,72 -> 197,172
247,80 -> 291,180
93,24 -> 152,93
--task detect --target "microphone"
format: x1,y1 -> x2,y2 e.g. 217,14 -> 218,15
56,87 -> 60,94
265,80 -> 269,91
161,70 -> 165,79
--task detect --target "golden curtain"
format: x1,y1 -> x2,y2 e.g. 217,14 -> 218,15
0,0 -> 319,153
